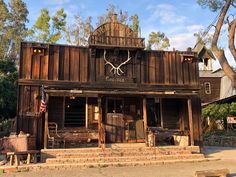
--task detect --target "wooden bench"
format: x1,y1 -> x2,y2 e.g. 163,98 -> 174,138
6,150 -> 39,166
195,169 -> 230,177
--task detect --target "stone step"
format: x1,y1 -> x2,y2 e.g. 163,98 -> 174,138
41,146 -> 201,162
46,154 -> 205,164
41,146 -> 200,155
53,150 -> 193,158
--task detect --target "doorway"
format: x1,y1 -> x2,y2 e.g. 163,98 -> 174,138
64,97 -> 86,127
105,98 -> 125,143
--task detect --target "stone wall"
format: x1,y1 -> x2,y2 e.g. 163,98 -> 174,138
204,135 -> 236,147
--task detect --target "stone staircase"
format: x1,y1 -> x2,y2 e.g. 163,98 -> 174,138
40,144 -> 205,168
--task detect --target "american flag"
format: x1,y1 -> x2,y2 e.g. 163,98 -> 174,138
40,85 -> 47,113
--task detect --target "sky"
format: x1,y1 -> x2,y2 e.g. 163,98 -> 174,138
17,0 -> 235,69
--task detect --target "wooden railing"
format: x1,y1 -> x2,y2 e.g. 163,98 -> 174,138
89,35 -> 145,48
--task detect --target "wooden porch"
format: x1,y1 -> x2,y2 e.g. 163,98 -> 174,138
42,92 -> 199,149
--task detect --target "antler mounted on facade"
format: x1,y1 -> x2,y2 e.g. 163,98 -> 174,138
103,49 -> 131,76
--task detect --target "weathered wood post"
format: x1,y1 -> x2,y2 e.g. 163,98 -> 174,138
98,97 -> 102,147
43,94 -> 49,149
187,98 -> 194,146
143,97 -> 148,145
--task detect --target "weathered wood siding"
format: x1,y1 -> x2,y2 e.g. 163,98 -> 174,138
20,42 -> 199,88
200,77 -> 221,103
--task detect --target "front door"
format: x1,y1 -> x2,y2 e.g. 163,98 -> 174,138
105,98 -> 125,143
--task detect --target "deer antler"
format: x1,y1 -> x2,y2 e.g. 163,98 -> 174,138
103,49 -> 131,76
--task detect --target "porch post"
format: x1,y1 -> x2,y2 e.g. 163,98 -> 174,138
160,98 -> 164,128
187,98 -> 194,146
44,94 -> 49,149
98,97 -> 102,147
85,97 -> 88,128
142,97 -> 148,144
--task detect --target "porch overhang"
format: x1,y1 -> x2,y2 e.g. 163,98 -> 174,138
44,89 -> 199,98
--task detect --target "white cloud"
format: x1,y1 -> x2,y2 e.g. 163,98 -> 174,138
146,3 -> 187,25
169,33 -> 194,51
43,0 -> 70,6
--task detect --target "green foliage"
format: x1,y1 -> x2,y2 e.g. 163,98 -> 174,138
96,4 -> 129,26
202,103 -> 236,120
229,102 -> 236,115
0,59 -> 18,119
0,0 -> 28,61
30,8 -> 67,43
147,31 -> 170,50
130,14 -> 139,33
64,14 -> 92,46
197,0 -> 224,12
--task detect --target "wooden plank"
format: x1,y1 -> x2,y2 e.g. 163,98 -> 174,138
41,52 -> 49,80
48,45 -> 54,80
171,52 -> 177,84
188,98 -> 194,146
25,46 -> 32,79
31,54 -> 40,80
142,97 -> 147,144
176,53 -> 183,85
149,52 -> 155,83
164,52 -> 170,84
89,49 -> 96,82
80,48 -> 88,82
183,61 -> 190,85
53,46 -> 59,80
64,47 -> 70,80
70,47 -> 79,81
69,47 -> 75,81
59,46 -> 64,80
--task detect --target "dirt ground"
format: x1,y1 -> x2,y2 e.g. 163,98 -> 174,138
1,146 -> 236,177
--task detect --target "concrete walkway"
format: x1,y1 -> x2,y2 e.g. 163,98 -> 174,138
1,146 -> 236,177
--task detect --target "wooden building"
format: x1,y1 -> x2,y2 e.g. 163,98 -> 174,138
17,15 -> 202,149
200,69 -> 236,104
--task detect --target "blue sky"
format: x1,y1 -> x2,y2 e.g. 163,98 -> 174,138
18,0 -> 234,69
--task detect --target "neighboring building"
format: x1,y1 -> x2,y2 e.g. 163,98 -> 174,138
200,69 -> 236,104
17,15 -> 202,149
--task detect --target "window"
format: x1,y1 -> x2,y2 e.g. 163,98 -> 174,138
204,82 -> 211,94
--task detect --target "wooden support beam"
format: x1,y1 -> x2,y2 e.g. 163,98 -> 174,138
62,96 -> 65,128
85,97 -> 88,128
142,97 -> 148,144
160,98 -> 164,128
43,94 -> 49,149
98,97 -> 102,147
188,98 -> 194,146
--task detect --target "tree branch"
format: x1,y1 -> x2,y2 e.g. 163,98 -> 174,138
212,0 -> 231,48
211,0 -> 236,87
228,18 -> 236,61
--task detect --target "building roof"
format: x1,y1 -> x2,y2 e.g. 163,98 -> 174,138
193,43 -> 216,61
199,69 -> 225,78
202,94 -> 236,107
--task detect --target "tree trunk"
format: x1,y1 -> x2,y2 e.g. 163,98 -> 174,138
229,18 -> 236,61
211,0 -> 236,88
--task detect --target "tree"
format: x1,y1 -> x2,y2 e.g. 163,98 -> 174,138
64,14 -> 92,46
0,0 -> 28,61
0,59 -> 18,119
146,31 -> 170,50
96,4 -> 128,26
0,0 -> 28,118
130,14 -> 139,35
197,0 -> 236,88
29,8 -> 67,43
